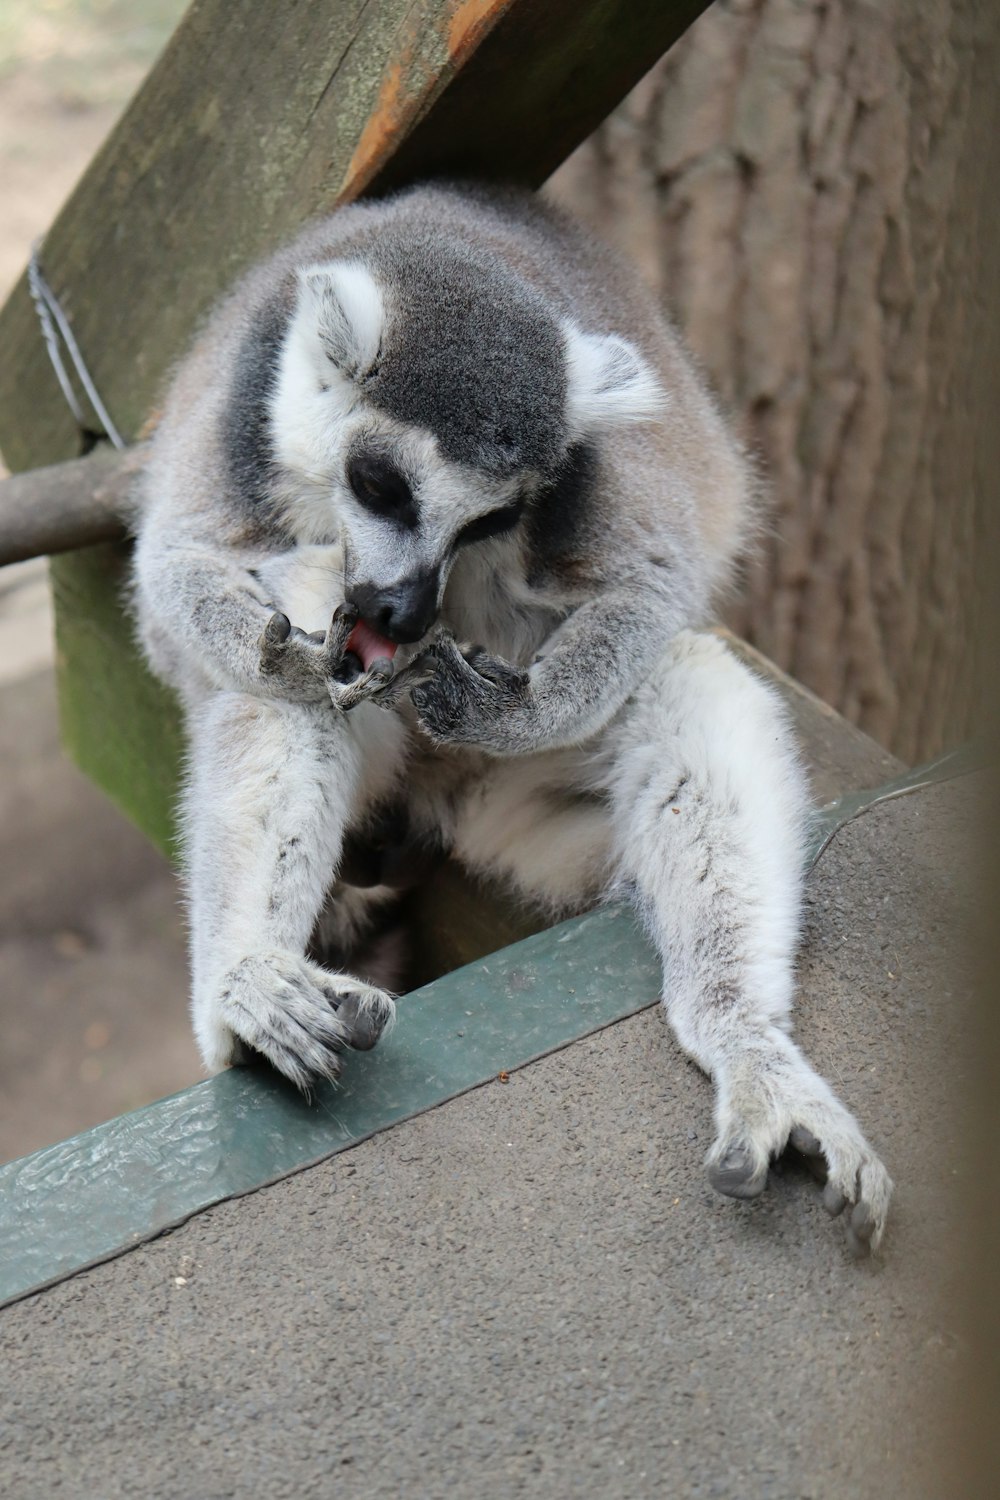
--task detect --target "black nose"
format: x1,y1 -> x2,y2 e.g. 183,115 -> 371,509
347,571 -> 439,645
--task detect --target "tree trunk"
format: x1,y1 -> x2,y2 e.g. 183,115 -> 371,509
548,0 -> 997,763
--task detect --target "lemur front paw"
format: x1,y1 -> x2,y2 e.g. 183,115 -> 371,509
258,603 -> 395,709
707,1038 -> 893,1257
215,950 -> 395,1092
410,634 -> 531,748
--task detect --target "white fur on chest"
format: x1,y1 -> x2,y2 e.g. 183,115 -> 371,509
442,546 -> 561,666
253,544 -> 346,636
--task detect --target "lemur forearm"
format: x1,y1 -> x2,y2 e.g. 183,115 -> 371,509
414,583 -> 688,755
138,543 -> 331,702
522,587 -> 687,750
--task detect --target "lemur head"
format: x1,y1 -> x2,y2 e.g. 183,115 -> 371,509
269,232 -> 663,646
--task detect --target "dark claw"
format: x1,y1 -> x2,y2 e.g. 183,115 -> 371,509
822,1181 -> 848,1217
372,653 -> 437,706
327,601 -> 360,661
464,647 -> 529,689
331,601 -> 360,629
264,611 -> 291,644
334,994 -> 392,1051
400,657 -> 437,689
336,658 -> 396,711
708,1146 -> 768,1200
845,1201 -> 876,1258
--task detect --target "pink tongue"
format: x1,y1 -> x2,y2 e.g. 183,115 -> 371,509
346,620 -> 398,672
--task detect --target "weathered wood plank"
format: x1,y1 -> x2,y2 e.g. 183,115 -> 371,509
49,544 -> 184,857
348,0 -> 709,198
0,0 -> 706,472
0,0 -> 416,470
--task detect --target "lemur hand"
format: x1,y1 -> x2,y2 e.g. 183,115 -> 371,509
258,603 -> 394,709
410,634 -> 533,751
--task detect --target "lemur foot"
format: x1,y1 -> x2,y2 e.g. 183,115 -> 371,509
215,950 -> 395,1092
706,1037 -> 893,1256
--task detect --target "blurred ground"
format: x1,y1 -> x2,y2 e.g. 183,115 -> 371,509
0,0 -> 194,1161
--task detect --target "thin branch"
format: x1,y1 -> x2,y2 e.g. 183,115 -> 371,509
0,446 -> 140,567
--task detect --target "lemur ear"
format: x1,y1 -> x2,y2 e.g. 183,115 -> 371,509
563,324 -> 666,436
297,261 -> 384,380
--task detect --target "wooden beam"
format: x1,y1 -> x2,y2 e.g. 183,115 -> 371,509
49,541 -> 184,857
0,0 -> 706,474
0,449 -> 133,567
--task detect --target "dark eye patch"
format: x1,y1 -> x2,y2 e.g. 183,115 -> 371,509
346,451 -> 418,529
454,498 -> 526,551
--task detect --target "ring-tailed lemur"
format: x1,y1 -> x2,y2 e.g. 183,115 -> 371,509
133,183 -> 891,1255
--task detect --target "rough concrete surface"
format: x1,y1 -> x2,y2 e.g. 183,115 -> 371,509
0,775 -> 977,1500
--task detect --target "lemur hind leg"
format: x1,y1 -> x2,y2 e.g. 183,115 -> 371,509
309,800 -> 445,994
607,632 -> 892,1255
183,691 -> 404,1090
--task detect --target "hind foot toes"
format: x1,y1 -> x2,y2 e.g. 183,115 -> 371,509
707,1144 -> 769,1200
213,951 -> 395,1092
707,1046 -> 892,1255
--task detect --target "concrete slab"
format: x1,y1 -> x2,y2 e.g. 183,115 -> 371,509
0,765 -> 977,1499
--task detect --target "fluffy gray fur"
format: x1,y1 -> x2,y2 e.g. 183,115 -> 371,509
132,183 -> 891,1256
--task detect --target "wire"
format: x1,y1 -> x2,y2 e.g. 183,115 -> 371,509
27,245 -> 126,451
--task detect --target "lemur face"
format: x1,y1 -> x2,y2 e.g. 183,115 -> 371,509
267,249 -> 664,646
335,425 -> 527,645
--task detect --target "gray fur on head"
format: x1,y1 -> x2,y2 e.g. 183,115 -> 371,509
364,232 -> 568,478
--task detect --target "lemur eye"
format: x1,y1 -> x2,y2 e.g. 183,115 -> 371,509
454,499 -> 526,550
346,451 -> 418,529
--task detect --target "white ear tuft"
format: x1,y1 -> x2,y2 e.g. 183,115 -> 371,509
563,324 -> 666,436
298,261 -> 384,379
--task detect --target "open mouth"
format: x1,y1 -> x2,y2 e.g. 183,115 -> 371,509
344,619 -> 400,672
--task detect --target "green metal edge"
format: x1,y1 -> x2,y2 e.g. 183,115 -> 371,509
806,741 -> 990,871
0,903 -> 660,1309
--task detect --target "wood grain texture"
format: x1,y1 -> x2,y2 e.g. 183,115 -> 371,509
0,0 -> 415,469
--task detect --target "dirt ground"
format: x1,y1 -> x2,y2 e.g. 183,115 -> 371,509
0,0 -> 194,1161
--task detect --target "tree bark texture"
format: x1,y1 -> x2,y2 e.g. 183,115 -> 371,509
548,0 -> 997,762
